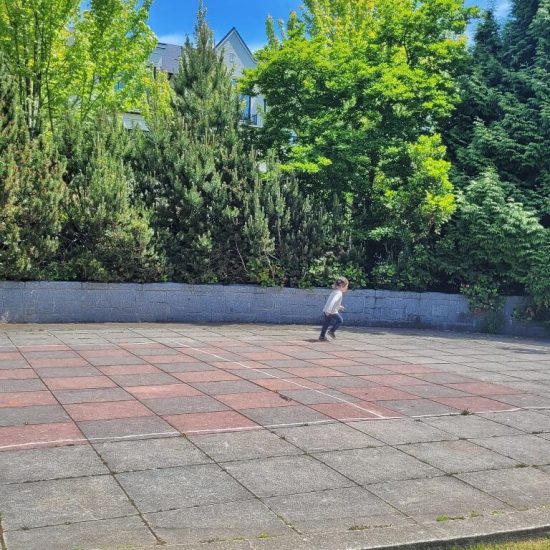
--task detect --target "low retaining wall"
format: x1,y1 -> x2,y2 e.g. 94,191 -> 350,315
0,281 -> 546,337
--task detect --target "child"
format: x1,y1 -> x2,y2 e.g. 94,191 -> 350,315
319,277 -> 349,341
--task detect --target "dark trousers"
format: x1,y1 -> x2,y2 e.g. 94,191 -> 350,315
320,313 -> 343,338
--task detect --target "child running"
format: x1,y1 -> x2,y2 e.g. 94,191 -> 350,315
319,277 -> 349,341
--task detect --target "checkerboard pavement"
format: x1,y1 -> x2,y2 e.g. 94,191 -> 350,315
1,324 -> 550,549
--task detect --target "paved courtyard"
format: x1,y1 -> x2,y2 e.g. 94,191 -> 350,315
1,323 -> 550,549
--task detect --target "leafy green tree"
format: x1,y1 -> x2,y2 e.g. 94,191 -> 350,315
242,0 -> 475,287
0,0 -> 163,135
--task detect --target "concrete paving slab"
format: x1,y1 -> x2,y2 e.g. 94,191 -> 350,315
0,475 -> 135,530
457,467 -> 550,509
189,429 -> 302,461
224,455 -> 354,497
273,422 -> 385,452
473,434 -> 550,465
313,446 -> 442,485
422,413 -> 522,438
349,417 -> 456,445
264,486 -> 412,533
116,464 -> 254,512
0,404 -> 70,426
0,444 -> 108,484
1,323 -> 549,550
4,516 -> 156,550
399,439 -> 519,474
367,476 -> 512,522
94,436 -> 212,472
145,499 -> 291,544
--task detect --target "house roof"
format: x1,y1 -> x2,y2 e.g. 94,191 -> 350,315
215,27 -> 256,63
151,27 -> 255,75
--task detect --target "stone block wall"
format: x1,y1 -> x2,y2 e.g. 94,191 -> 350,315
0,281 -> 546,337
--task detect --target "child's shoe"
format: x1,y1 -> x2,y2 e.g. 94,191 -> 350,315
328,330 -> 336,339
319,336 -> 329,342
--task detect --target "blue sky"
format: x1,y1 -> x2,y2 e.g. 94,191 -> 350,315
149,0 -> 512,50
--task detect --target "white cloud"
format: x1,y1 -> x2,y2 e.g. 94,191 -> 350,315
156,33 -> 186,45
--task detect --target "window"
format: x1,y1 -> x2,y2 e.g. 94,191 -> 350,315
229,52 -> 236,63
241,94 -> 251,120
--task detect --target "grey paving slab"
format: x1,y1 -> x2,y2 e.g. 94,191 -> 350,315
109,372 -> 180,386
94,436 -> 211,472
349,418 -> 455,445
4,515 -> 155,550
77,415 -> 178,441
273,422 -> 385,452
458,467 -> 550,509
482,410 -> 550,433
0,445 -> 108,484
190,379 -> 266,395
0,475 -> 135,530
241,404 -> 331,426
367,476 -> 512,522
223,455 -> 354,497
399,439 -> 519,474
0,404 -> 70,426
0,379 -> 47,392
34,366 -> 102,377
313,446 -> 442,485
376,398 -> 460,416
53,387 -> 133,404
155,361 -> 217,373
473,434 -> 550,465
145,499 -> 291,544
86,355 -> 148,366
422,414 -> 522,438
116,464 -> 254,512
0,359 -> 30,369
278,388 -> 360,405
264,486 -> 411,534
492,394 -> 550,408
189,429 -> 302,462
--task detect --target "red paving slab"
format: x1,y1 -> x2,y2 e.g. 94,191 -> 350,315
342,386 -> 420,401
125,384 -> 202,399
0,369 -> 38,379
0,326 -> 544,452
99,364 -> 163,375
0,391 -> 57,408
64,400 -> 154,421
44,376 -> 117,390
214,391 -> 298,410
0,422 -> 84,451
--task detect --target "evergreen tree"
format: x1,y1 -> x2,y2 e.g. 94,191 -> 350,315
0,58 -> 65,279
56,113 -> 163,282
133,4 -> 246,282
444,1 -> 550,220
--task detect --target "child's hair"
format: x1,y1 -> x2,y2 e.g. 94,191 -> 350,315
333,277 -> 349,289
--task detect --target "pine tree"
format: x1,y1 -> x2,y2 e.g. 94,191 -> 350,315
0,58 -> 65,279
444,2 -> 550,220
56,112 -> 163,282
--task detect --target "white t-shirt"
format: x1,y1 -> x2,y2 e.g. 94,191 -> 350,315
323,289 -> 343,314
